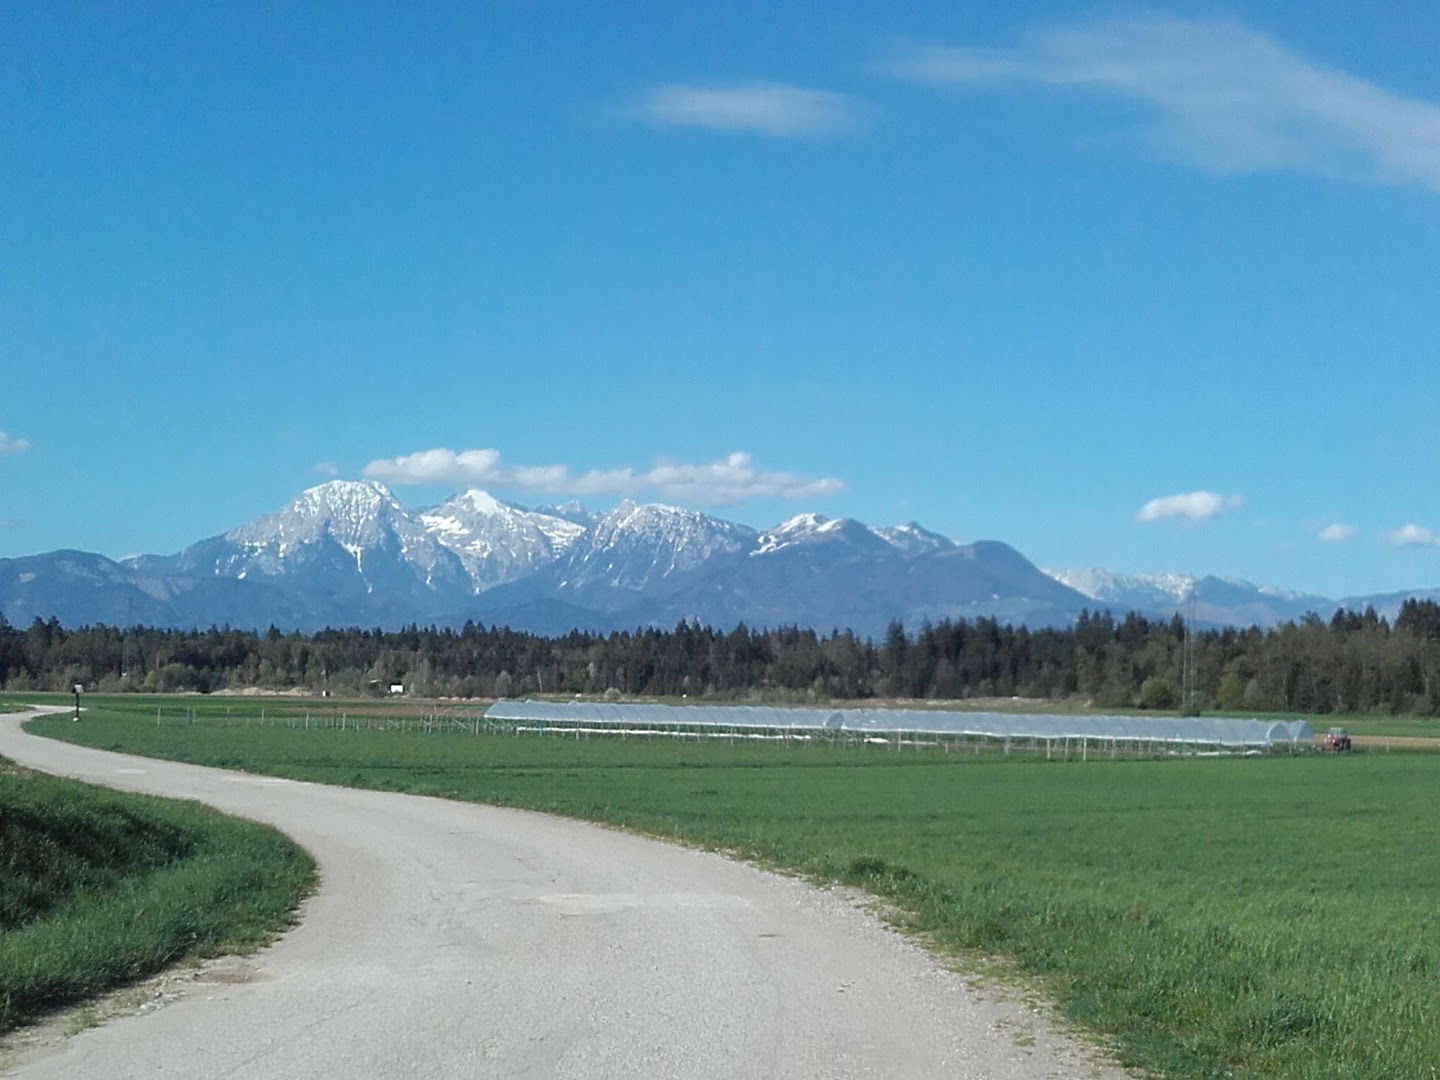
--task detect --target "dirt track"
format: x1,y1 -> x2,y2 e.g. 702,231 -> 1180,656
1340,734 -> 1440,749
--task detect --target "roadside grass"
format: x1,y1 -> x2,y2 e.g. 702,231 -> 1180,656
24,702 -> 1440,1077
0,755 -> 315,1034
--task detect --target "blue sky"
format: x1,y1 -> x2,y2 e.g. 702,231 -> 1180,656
3,1 -> 1438,598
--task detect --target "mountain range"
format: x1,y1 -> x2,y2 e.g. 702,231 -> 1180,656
1,480 -> 1433,636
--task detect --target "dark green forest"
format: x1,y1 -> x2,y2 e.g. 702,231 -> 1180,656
5,601 -> 1440,714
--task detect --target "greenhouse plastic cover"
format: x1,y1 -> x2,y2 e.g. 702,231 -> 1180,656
486,700 -> 1313,747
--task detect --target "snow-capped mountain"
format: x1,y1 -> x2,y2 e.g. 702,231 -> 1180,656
753,513 -> 894,557
418,489 -> 585,592
623,530 -> 1083,637
140,480 -> 471,598
1045,567 -> 1336,626
7,479 -> 1437,636
223,480 -> 461,584
546,501 -> 757,597
751,515 -> 955,560
105,481 -> 479,627
874,522 -> 956,557
1047,568 -> 1196,609
225,480 -> 409,555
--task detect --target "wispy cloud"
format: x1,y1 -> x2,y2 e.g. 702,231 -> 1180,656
0,432 -> 32,454
882,13 -> 1440,192
1386,523 -> 1439,546
628,81 -> 866,137
310,461 -> 341,478
1317,522 -> 1357,543
1136,490 -> 1243,524
362,449 -> 845,506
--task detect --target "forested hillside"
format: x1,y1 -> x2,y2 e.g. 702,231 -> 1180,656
5,601 -> 1440,715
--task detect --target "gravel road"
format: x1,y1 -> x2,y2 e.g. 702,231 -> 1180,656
0,711 -> 1129,1079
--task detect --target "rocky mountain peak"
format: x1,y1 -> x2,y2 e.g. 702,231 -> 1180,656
556,501 -> 757,591
874,522 -> 955,557
15,479 -> 1429,636
1046,568 -> 1196,605
418,489 -> 586,592
755,512 -> 889,556
225,479 -> 409,552
450,488 -> 509,515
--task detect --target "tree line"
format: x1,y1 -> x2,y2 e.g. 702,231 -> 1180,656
3,601 -> 1440,715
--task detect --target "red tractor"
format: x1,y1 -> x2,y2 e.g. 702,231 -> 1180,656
1323,727 -> 1352,752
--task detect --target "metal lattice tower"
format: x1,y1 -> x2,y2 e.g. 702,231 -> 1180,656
121,597 -> 136,683
1182,583 -> 1198,714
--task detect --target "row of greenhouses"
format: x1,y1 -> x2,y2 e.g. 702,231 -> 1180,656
484,699 -> 1313,749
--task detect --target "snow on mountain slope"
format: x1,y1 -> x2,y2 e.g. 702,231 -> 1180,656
28,480 -> 1432,635
162,480 -> 471,603
218,480 -> 445,575
625,535 -> 1086,639
753,515 -> 953,559
531,500 -> 601,528
753,513 -> 892,556
1046,568 -> 1195,607
418,489 -> 585,592
1045,567 -> 1340,625
875,522 -> 955,557
554,501 -> 757,592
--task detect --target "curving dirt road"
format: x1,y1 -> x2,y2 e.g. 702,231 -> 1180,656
0,711 -> 1129,1079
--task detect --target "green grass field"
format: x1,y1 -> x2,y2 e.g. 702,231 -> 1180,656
18,686 -> 1439,740
21,697 -> 1440,1077
0,751 -> 315,1034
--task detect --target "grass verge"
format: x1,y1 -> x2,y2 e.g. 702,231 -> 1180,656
25,702 -> 1440,1077
0,754 -> 315,1034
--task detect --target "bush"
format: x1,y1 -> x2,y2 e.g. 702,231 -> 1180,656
1138,676 -> 1179,710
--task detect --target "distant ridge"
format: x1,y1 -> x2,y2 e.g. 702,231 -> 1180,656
1044,567 -> 1431,626
0,480 -> 1434,635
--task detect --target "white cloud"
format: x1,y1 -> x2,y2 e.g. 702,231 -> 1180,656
1386,523 -> 1439,546
630,81 -> 865,137
361,449 -> 846,506
310,461 -> 341,478
1135,490 -> 1243,524
882,13 -> 1440,192
0,432 -> 31,454
1317,522 -> 1357,543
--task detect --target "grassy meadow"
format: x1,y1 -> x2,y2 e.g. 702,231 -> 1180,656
0,751 -> 315,1034
21,696 -> 1440,1077
12,687 -> 1440,740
